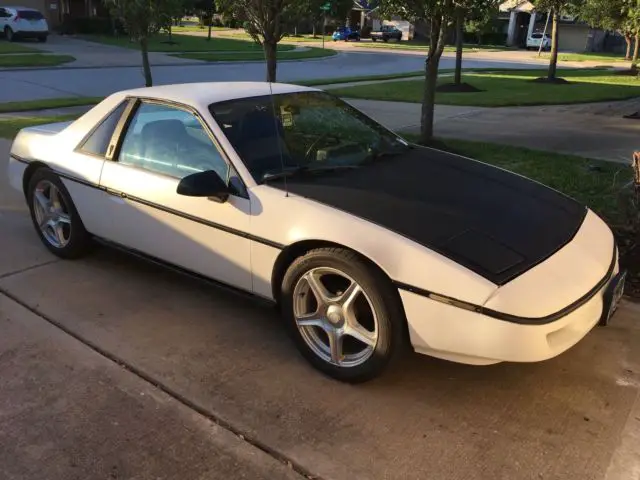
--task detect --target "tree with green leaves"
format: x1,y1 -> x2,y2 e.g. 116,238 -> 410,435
465,5 -> 496,45
533,0 -> 584,81
218,0 -> 295,81
105,0 -> 184,87
581,0 -> 634,60
379,0 -> 456,143
623,0 -> 640,66
452,0 -> 500,86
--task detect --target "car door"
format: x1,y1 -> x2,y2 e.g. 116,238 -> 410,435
98,99 -> 253,292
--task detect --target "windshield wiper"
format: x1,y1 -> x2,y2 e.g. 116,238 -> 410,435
262,165 -> 360,182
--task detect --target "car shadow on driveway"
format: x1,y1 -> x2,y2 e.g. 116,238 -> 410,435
1,223 -> 639,480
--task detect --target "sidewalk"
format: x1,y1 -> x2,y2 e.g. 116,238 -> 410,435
348,98 -> 640,163
0,290 -> 302,480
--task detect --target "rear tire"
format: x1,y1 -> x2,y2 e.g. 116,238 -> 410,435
27,168 -> 93,259
281,248 -> 405,383
38,35 -> 47,43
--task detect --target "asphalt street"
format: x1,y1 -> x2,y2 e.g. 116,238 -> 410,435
0,49 -> 545,102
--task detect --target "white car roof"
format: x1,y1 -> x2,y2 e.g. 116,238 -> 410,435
4,6 -> 40,10
113,82 -> 320,110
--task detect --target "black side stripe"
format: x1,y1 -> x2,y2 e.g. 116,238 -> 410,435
11,154 -> 284,250
395,244 -> 617,326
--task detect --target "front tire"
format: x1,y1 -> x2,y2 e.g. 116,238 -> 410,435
5,27 -> 14,42
27,168 -> 93,259
281,248 -> 405,383
38,35 -> 47,43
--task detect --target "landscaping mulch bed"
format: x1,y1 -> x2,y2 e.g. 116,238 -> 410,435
435,82 -> 482,93
531,77 -> 571,84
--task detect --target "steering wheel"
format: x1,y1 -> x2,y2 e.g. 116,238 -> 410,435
304,132 -> 341,162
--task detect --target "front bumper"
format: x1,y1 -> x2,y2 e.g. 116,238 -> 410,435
401,254 -> 620,365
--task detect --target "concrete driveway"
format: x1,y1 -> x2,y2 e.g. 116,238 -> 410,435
1,138 -> 640,480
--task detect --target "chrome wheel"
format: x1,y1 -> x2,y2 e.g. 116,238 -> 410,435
32,179 -> 72,248
293,267 -> 379,367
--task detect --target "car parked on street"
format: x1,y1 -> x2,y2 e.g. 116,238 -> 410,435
526,32 -> 550,51
332,26 -> 360,42
371,25 -> 403,42
7,82 -> 625,383
0,6 -> 48,42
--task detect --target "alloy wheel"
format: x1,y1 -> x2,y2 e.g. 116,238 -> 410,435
32,179 -> 72,248
293,267 -> 379,367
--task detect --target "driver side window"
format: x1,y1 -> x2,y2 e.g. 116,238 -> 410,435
118,102 -> 230,182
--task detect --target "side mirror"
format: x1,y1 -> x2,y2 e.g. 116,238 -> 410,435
177,170 -> 229,203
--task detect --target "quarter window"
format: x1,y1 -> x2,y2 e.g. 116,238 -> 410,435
118,102 -> 230,182
79,101 -> 127,157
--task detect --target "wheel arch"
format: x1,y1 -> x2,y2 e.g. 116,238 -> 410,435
22,161 -> 51,198
271,239 -> 406,313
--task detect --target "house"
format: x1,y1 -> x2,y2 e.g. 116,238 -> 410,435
499,0 -> 616,52
349,1 -> 414,40
0,0 -> 105,28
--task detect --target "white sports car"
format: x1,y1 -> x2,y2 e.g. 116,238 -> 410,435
8,82 -> 626,382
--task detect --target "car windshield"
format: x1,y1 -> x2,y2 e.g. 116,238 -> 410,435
209,91 -> 410,183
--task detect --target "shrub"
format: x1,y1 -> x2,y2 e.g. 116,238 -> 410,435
57,16 -> 124,35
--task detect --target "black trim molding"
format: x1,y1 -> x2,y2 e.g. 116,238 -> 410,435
395,245 -> 617,326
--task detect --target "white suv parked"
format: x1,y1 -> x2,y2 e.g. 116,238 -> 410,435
0,6 -> 49,42
526,32 -> 551,51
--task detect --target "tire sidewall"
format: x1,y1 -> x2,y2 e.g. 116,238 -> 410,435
281,249 -> 402,383
27,168 -> 91,259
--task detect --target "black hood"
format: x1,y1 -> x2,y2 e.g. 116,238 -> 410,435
272,146 -> 587,285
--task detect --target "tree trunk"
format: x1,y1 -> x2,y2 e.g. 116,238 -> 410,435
168,25 -> 172,43
421,16 -> 446,143
625,34 -> 632,60
454,10 -> 464,86
633,33 -> 640,66
312,24 -> 316,38
140,37 -> 152,87
264,41 -> 277,82
547,10 -> 559,81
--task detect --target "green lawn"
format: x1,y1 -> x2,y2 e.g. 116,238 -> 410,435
0,114 -> 79,139
400,135 -> 633,225
0,42 -> 40,54
0,97 -> 102,113
174,47 -> 337,62
81,33 -> 294,52
282,34 -> 333,43
329,69 -> 640,107
538,52 -> 628,63
0,54 -> 75,68
171,25 -> 230,33
297,68 -> 532,87
298,71 -> 425,86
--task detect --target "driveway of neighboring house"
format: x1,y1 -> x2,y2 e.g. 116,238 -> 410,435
347,97 -> 640,163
